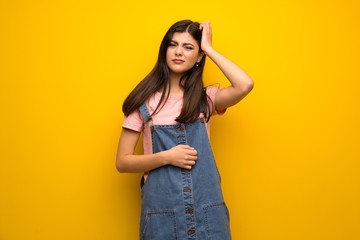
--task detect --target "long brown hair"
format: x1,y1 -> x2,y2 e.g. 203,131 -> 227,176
122,20 -> 212,123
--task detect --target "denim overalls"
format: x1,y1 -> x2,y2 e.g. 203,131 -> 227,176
139,103 -> 231,240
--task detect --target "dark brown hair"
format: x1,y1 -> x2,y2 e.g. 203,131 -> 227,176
122,19 -> 212,123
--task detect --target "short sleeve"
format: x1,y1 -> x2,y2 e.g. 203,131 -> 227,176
122,110 -> 144,132
206,86 -> 227,115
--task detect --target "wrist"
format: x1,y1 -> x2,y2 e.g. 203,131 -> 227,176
202,46 -> 215,57
157,151 -> 168,166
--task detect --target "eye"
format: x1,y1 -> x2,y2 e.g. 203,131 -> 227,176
168,42 -> 177,47
183,44 -> 194,50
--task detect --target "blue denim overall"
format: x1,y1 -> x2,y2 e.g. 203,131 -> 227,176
139,103 -> 231,240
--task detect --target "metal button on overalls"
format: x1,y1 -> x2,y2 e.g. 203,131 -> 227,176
139,103 -> 231,240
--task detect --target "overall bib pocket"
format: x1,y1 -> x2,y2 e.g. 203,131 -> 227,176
141,210 -> 178,240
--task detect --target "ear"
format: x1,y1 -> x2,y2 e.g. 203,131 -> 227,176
197,52 -> 205,63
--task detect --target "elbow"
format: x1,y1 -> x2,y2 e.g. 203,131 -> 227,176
240,79 -> 254,98
245,78 -> 254,93
116,164 -> 127,173
236,79 -> 254,98
116,157 -> 127,173
115,162 -> 124,173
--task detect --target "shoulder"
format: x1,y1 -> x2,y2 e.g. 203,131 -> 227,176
122,109 -> 143,132
205,85 -> 221,97
205,85 -> 226,115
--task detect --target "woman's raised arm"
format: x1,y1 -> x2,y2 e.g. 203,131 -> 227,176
200,22 -> 254,111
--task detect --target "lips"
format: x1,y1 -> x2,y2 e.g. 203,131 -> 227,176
172,59 -> 185,64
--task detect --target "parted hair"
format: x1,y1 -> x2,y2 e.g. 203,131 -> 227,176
122,19 -> 213,123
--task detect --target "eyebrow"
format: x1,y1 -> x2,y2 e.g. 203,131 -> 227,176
170,40 -> 195,47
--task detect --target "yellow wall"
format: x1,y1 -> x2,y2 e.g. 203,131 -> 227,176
1,0 -> 359,239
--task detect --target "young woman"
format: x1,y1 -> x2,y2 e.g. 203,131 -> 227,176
116,20 -> 253,240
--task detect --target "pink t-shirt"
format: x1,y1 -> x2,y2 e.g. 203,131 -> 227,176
122,86 -> 225,154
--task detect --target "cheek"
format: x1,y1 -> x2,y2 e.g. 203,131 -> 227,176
186,52 -> 200,62
165,50 -> 172,62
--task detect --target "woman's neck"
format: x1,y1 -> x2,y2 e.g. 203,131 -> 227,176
167,74 -> 184,96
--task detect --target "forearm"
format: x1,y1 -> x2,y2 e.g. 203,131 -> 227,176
117,143 -> 197,173
204,47 -> 254,93
116,151 -> 168,173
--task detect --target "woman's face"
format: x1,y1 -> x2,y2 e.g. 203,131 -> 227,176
166,32 -> 203,76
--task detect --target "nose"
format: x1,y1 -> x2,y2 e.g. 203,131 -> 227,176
175,46 -> 182,56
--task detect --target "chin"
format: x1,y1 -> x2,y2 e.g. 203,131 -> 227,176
169,66 -> 192,74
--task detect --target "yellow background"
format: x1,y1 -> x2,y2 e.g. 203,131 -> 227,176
1,0 -> 359,239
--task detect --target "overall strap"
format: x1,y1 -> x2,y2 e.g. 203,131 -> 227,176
139,103 -> 152,123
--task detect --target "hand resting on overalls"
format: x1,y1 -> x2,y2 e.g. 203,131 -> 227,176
164,144 -> 198,170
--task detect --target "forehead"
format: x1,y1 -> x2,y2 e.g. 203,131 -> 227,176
171,32 -> 198,45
